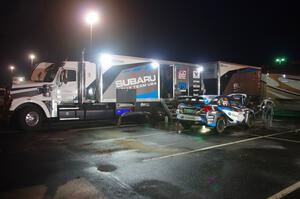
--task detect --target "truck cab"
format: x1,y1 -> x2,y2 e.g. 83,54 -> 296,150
9,61 -> 115,131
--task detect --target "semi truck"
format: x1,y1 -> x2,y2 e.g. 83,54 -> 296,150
5,56 -> 160,130
3,53 -> 213,130
4,53 -> 201,131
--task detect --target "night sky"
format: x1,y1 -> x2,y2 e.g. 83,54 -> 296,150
1,0 -> 300,83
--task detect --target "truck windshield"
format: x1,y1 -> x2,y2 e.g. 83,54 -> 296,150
32,64 -> 59,82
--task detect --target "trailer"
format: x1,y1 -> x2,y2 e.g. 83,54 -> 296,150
261,73 -> 300,116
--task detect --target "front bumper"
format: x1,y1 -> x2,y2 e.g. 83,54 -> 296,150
177,113 -> 205,122
176,113 -> 217,127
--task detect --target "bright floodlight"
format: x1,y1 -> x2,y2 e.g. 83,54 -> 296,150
9,65 -> 15,71
85,11 -> 99,25
197,66 -> 204,72
100,53 -> 112,71
88,88 -> 94,96
18,77 -> 24,82
29,54 -> 35,59
151,61 -> 160,69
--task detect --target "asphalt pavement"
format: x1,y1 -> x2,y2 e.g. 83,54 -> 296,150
0,119 -> 299,199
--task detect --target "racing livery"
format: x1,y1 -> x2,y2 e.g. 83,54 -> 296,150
176,94 -> 255,133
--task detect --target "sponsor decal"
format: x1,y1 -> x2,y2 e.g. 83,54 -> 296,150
191,68 -> 202,96
178,82 -> 187,89
103,64 -> 159,101
115,75 -> 157,89
178,70 -> 187,80
193,70 -> 200,79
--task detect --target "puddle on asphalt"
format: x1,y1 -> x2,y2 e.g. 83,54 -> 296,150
118,139 -> 180,154
134,180 -> 200,198
121,128 -> 139,133
94,148 -> 126,154
97,164 -> 117,172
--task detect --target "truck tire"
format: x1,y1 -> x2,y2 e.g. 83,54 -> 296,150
215,117 -> 226,134
245,113 -> 254,128
18,106 -> 44,131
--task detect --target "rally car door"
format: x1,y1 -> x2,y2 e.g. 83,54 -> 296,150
219,106 -> 245,123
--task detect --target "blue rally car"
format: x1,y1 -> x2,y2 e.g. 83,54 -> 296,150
176,94 -> 255,133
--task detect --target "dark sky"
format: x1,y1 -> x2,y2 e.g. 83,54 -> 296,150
1,0 -> 300,80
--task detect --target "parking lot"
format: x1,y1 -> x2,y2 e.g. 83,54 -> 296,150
0,120 -> 299,199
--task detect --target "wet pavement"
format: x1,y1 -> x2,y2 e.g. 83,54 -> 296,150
0,120 -> 299,199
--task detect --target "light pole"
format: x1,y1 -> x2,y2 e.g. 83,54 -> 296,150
197,66 -> 204,95
29,54 -> 35,68
85,11 -> 99,53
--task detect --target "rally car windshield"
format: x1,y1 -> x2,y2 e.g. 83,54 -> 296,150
178,97 -> 206,106
210,96 -> 241,107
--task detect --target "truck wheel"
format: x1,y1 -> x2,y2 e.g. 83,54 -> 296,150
245,113 -> 254,128
18,106 -> 44,131
215,117 -> 226,134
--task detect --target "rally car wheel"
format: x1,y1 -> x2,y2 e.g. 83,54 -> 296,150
215,117 -> 226,134
245,113 -> 254,128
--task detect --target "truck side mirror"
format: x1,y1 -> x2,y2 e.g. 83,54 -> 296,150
60,70 -> 68,84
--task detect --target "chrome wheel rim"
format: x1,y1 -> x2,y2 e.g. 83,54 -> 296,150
25,111 -> 39,127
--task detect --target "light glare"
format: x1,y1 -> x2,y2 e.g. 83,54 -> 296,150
100,53 -> 112,70
197,66 -> 204,72
85,11 -> 99,25
151,61 -> 159,69
199,125 -> 211,134
88,88 -> 93,96
29,54 -> 35,59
